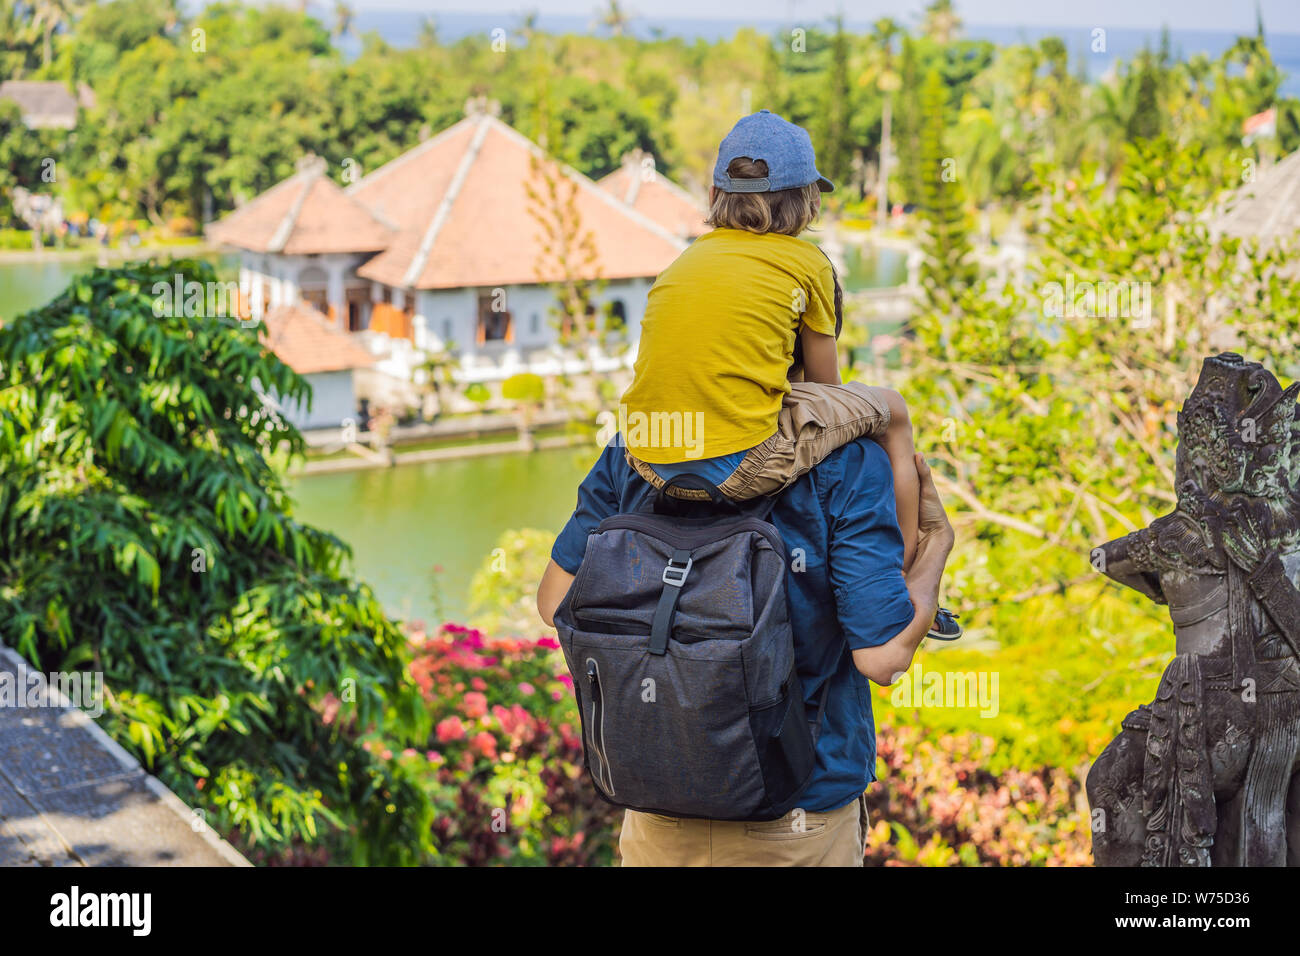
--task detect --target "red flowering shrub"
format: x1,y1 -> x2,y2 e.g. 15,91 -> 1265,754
864,723 -> 1093,866
379,623 -> 621,866
364,622 -> 1091,866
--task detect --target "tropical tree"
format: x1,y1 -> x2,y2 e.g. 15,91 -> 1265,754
0,0 -> 43,75
921,0 -> 961,45
859,16 -> 901,224
0,260 -> 433,863
814,15 -> 854,191
331,0 -> 354,40
915,66 -> 976,316
596,0 -> 632,37
32,0 -> 84,67
892,133 -> 1300,773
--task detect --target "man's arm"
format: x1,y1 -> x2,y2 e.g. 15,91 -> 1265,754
849,454 -> 955,685
534,441 -> 623,628
537,560 -> 574,628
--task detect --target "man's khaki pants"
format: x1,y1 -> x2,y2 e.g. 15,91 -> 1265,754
618,794 -> 869,867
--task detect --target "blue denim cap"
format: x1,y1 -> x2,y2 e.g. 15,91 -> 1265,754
712,109 -> 834,193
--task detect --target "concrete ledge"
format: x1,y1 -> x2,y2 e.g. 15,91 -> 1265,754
0,645 -> 250,867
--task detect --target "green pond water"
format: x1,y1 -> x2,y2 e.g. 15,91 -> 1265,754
289,448 -> 592,624
0,252 -> 237,322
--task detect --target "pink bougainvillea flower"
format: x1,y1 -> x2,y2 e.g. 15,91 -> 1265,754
551,689 -> 564,701
426,750 -> 443,764
453,627 -> 485,650
537,637 -> 561,650
463,691 -> 488,719
436,716 -> 466,742
402,748 -> 418,759
381,749 -> 393,761
557,673 -> 574,690
471,677 -> 487,691
471,731 -> 498,760
517,681 -> 535,696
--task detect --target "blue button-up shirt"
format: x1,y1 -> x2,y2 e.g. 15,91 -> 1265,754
550,436 -> 914,813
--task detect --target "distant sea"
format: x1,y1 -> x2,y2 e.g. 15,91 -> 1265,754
332,12 -> 1300,98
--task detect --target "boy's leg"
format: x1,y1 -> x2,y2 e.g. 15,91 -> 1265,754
716,381 -> 892,500
873,390 -> 919,570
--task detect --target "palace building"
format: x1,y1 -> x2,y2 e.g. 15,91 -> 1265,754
208,100 -> 703,427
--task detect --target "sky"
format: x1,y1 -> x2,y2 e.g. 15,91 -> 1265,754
322,0 -> 1300,34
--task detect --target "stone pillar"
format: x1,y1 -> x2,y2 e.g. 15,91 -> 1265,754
250,271 -> 264,320
327,259 -> 346,330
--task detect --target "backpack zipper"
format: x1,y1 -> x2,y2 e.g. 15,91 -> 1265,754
585,657 -> 615,795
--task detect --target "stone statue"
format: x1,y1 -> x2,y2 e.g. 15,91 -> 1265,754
1087,352 -> 1300,866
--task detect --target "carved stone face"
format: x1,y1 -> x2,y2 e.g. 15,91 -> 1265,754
1175,353 -> 1299,501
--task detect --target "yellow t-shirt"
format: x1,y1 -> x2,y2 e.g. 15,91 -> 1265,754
621,228 -> 837,463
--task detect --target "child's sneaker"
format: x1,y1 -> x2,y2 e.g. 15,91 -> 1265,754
927,608 -> 963,641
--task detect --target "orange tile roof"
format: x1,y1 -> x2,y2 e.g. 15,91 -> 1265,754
208,160 -> 394,255
349,115 -> 687,289
261,303 -> 376,375
597,164 -> 708,239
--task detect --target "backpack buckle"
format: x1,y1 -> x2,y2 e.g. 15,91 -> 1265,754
661,556 -> 693,587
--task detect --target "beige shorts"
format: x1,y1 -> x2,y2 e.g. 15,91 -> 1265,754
627,381 -> 892,501
618,793 -> 869,867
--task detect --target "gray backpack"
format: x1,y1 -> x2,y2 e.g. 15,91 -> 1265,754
553,474 -> 828,821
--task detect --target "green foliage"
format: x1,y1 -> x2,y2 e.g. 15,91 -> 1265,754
468,528 -> 554,637
0,259 -> 432,864
501,373 -> 546,405
4,1 -> 1296,227
893,130 -> 1300,776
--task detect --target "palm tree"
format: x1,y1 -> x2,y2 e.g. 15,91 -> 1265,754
331,0 -> 355,40
861,17 -> 901,227
32,0 -> 83,68
417,15 -> 439,47
0,0 -> 42,74
921,0 -> 960,45
596,0 -> 632,37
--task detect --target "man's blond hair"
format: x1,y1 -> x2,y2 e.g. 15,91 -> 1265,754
705,157 -> 820,236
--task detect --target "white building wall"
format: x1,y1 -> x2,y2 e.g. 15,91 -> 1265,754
414,280 -> 650,353
418,287 -> 477,351
275,369 -> 359,431
238,253 -> 372,322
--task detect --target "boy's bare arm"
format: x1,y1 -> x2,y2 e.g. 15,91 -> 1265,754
799,326 -> 841,384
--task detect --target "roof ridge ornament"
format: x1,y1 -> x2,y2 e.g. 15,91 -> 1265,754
295,154 -> 328,176
463,95 -> 502,118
